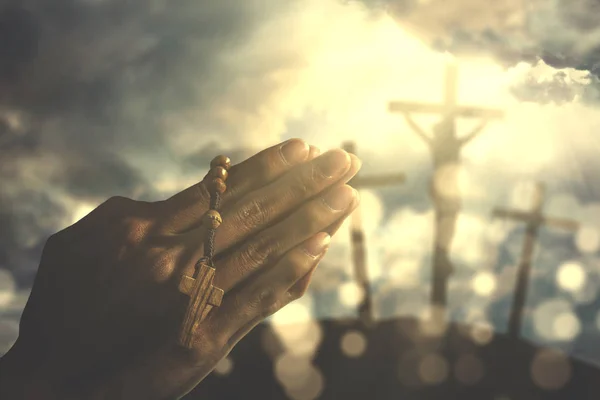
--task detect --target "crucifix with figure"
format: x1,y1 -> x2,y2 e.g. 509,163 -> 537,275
343,141 -> 406,327
388,62 -> 504,314
492,182 -> 579,339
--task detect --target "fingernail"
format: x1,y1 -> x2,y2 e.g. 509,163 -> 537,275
303,232 -> 331,257
352,187 -> 360,203
280,139 -> 310,166
309,145 -> 321,158
350,154 -> 363,171
323,185 -> 355,211
315,149 -> 350,178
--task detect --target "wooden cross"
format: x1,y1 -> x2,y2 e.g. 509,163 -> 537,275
343,141 -> 406,327
178,261 -> 224,348
492,182 -> 579,338
388,62 -> 504,312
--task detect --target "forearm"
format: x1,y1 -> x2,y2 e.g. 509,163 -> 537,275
0,343 -> 57,399
1,345 -> 113,400
0,341 -> 188,400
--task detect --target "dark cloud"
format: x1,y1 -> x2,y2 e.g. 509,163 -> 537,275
0,4 -> 40,83
0,0 -> 290,286
356,0 -> 600,75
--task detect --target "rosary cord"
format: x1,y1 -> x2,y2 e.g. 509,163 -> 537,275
210,190 -> 221,210
204,191 -> 221,267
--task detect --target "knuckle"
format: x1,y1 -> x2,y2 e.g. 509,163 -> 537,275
46,232 -> 60,246
288,285 -> 305,301
304,202 -> 326,232
255,287 -> 283,318
257,287 -> 278,308
186,333 -> 225,367
195,180 -> 212,202
287,251 -> 312,280
148,250 -> 177,283
120,217 -> 151,246
262,302 -> 282,319
288,171 -> 311,199
105,195 -> 132,209
237,198 -> 271,230
42,233 -> 62,255
96,196 -> 135,220
239,236 -> 273,269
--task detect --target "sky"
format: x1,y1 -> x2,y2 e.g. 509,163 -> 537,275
1,0 -> 600,366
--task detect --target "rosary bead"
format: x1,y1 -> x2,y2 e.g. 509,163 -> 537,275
203,210 -> 222,229
209,178 -> 227,194
210,155 -> 231,171
209,166 -> 228,182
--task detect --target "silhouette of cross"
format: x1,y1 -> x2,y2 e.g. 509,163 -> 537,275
343,141 -> 406,327
492,182 -> 579,338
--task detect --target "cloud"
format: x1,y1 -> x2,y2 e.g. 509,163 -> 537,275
1,0 -> 600,364
0,0 -> 302,285
356,0 -> 600,74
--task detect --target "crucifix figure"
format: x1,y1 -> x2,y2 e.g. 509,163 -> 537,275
343,141 -> 406,327
492,182 -> 579,338
388,63 -> 504,312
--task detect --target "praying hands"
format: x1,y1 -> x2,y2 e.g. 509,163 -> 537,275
0,139 -> 362,400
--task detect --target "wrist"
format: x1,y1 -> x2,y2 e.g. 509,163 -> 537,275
0,340 -> 57,399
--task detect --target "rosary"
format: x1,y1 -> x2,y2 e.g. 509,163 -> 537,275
178,155 -> 230,349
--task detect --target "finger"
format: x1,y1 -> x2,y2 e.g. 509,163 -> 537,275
160,138 -> 311,233
290,196 -> 360,295
308,145 -> 321,159
340,153 -> 361,193
117,234 -> 331,400
324,194 -> 360,237
209,184 -> 358,293
288,256 -> 320,297
196,149 -> 352,257
208,232 -> 330,352
177,155 -> 361,278
324,154 -> 361,237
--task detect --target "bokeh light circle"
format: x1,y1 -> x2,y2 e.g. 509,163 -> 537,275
530,349 -> 572,390
418,353 -> 449,385
213,357 -> 234,376
556,261 -> 586,292
340,330 -> 367,357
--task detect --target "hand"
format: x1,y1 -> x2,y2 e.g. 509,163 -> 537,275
0,139 -> 361,399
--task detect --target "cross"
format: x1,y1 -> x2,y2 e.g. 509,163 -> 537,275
388,63 -> 504,120
178,261 -> 224,348
343,141 -> 406,327
492,182 -> 580,339
388,62 -> 504,313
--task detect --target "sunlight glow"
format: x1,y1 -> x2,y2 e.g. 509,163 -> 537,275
271,301 -> 312,326
0,269 -> 16,308
71,202 -> 96,225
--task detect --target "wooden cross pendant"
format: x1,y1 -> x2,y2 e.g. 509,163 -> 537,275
178,260 -> 224,349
